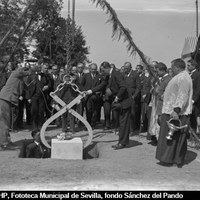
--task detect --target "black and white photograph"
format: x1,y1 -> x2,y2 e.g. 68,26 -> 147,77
0,0 -> 200,192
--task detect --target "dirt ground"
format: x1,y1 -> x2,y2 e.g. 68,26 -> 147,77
0,124 -> 200,191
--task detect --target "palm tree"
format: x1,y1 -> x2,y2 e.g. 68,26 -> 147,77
90,0 -> 150,66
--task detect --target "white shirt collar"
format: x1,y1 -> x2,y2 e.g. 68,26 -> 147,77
127,69 -> 132,77
190,69 -> 196,75
162,73 -> 168,78
109,67 -> 113,77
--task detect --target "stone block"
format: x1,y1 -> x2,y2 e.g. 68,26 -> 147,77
51,138 -> 83,160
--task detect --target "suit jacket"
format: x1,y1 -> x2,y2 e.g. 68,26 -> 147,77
45,73 -> 54,94
76,72 -> 85,91
107,68 -> 127,101
50,73 -> 61,91
0,72 -> 8,91
89,69 -> 131,109
155,74 -> 171,115
124,70 -> 141,99
141,73 -> 153,104
0,68 -> 31,106
108,69 -> 131,109
190,69 -> 200,115
26,72 -> 50,100
81,72 -> 103,93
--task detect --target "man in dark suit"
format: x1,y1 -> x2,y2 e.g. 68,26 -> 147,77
140,66 -> 153,133
50,64 -> 62,127
135,64 -> 144,131
86,61 -> 132,150
101,64 -> 116,130
155,63 -> 172,118
59,71 -> 79,135
41,63 -> 54,120
26,64 -> 51,131
76,63 -> 85,91
81,63 -> 103,127
123,62 -> 141,135
76,63 -> 85,126
187,59 -> 200,133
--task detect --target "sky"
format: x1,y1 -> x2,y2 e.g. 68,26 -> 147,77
61,0 -> 198,68
62,0 -> 195,12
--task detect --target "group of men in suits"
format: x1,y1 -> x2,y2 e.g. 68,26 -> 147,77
0,62 -> 64,132
0,58 -> 155,151
1,57 -> 200,154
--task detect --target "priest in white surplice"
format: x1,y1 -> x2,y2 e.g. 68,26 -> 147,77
156,58 -> 193,168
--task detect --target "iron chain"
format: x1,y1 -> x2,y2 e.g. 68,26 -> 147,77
52,76 -> 83,96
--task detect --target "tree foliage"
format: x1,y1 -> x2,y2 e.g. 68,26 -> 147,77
0,0 -> 28,62
32,14 -> 90,67
0,0 -> 90,68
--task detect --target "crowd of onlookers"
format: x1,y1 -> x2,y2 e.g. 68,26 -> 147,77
0,58 -> 198,146
1,57 -> 199,166
0,60 -> 173,139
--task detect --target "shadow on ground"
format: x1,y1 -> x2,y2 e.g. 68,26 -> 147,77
185,150 -> 198,165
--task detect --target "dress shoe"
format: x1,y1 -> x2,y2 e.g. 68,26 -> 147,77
177,163 -> 183,168
149,140 -> 157,146
0,142 -> 20,151
112,143 -> 127,150
150,136 -> 158,146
